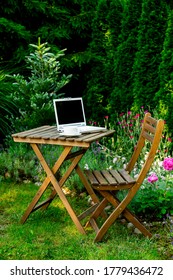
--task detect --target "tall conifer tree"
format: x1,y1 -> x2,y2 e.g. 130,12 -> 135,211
0,0 -> 97,98
132,0 -> 168,110
156,7 -> 173,132
84,0 -> 123,121
83,0 -> 111,122
109,0 -> 142,118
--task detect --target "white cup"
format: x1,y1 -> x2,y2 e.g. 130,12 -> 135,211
63,126 -> 79,135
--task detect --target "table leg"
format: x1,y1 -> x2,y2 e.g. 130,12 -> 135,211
43,152 -> 102,222
39,148 -> 101,222
20,145 -> 73,224
41,148 -> 93,210
23,143 -> 86,234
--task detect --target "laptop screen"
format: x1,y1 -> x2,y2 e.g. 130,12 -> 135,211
53,98 -> 86,130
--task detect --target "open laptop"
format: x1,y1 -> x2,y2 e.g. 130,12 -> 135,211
53,97 -> 106,133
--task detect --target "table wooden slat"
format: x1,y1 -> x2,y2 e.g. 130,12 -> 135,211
85,130 -> 115,142
12,126 -> 52,138
12,126 -> 115,148
28,127 -> 57,138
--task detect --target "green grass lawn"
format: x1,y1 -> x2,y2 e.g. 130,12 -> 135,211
0,181 -> 172,260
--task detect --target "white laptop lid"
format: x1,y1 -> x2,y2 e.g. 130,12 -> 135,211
53,97 -> 86,131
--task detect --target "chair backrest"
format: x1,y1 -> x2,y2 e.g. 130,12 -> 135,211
126,112 -> 164,185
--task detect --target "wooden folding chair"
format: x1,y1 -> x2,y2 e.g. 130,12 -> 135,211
84,112 -> 164,242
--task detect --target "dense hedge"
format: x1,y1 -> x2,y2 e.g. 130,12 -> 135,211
0,0 -> 173,137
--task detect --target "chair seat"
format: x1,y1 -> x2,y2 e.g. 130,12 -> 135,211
85,169 -> 136,190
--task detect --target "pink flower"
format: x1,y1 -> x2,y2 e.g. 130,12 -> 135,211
134,114 -> 140,119
147,173 -> 158,183
168,138 -> 172,142
162,157 -> 173,171
104,115 -> 109,119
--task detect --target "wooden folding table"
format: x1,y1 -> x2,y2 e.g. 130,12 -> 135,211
12,125 -> 115,234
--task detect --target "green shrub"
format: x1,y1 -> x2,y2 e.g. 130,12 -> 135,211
130,172 -> 173,219
156,9 -> 173,138
0,142 -> 69,183
0,71 -> 17,135
0,144 -> 38,182
8,38 -> 72,131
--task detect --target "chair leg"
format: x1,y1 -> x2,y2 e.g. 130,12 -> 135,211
94,190 -> 151,242
113,198 -> 152,238
94,199 -> 121,242
90,198 -> 108,220
104,192 -> 152,238
85,198 -> 108,230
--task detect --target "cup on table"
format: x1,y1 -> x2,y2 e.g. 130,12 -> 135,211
63,126 -> 79,135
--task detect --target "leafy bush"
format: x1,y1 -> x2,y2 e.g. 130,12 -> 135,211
0,143 -> 63,183
155,8 -> 173,137
8,38 -> 72,131
130,161 -> 173,219
0,71 -> 17,136
0,144 -> 36,182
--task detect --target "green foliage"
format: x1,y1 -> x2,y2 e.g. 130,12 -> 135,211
130,177 -> 173,219
0,71 -> 17,135
156,8 -> 173,134
1,1 -> 173,138
109,0 -> 143,118
83,0 -> 110,121
9,38 -> 72,130
0,144 -> 38,182
84,0 -> 123,122
0,17 -> 31,62
0,143 -> 63,183
132,0 -> 168,110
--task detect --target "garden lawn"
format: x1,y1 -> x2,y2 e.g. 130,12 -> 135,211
0,181 -> 171,260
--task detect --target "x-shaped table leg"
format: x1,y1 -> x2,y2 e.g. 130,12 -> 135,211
21,143 -> 88,234
20,145 -> 73,224
20,143 -> 100,234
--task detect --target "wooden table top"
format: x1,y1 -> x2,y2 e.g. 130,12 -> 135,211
12,126 -> 115,148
